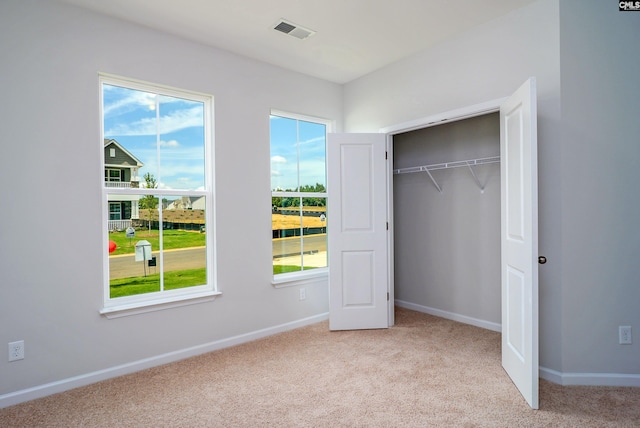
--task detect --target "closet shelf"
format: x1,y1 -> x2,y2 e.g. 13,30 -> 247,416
393,156 -> 500,193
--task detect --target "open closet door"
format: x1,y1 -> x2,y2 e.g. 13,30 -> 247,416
501,78 -> 539,409
327,133 -> 389,331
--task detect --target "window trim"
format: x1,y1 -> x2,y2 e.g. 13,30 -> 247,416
99,73 -> 217,316
109,202 -> 122,220
270,110 -> 332,286
105,168 -> 122,182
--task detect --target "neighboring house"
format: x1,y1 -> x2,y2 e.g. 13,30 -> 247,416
104,139 -> 143,231
165,196 -> 206,211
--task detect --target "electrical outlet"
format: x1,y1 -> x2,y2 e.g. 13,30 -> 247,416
299,288 -> 306,300
619,326 -> 632,345
8,340 -> 24,362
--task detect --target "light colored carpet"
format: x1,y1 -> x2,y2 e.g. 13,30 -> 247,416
2,307 -> 639,427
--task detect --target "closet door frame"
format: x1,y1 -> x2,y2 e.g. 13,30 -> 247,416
380,88 -> 538,409
381,97 -> 505,328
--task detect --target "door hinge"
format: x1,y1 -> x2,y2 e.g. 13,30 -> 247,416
387,292 -> 390,301
385,151 -> 388,160
386,222 -> 389,230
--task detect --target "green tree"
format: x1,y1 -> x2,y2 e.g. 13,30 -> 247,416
301,182 -> 326,207
139,173 -> 158,234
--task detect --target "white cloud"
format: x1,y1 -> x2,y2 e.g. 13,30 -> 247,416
105,106 -> 204,136
103,89 -> 156,117
271,155 -> 287,164
298,136 -> 325,146
159,139 -> 180,148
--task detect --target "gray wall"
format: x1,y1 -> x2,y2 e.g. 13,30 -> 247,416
393,114 -> 501,326
0,0 -> 339,402
559,0 -> 640,376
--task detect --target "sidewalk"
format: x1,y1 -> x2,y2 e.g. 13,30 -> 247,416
273,251 -> 327,268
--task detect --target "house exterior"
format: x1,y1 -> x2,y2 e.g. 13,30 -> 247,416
165,196 -> 206,211
104,139 -> 143,231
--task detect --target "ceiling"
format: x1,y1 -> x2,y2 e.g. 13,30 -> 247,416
57,0 -> 536,84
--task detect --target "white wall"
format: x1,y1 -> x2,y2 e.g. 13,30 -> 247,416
345,0 -> 564,376
0,0 -> 339,404
559,0 -> 640,378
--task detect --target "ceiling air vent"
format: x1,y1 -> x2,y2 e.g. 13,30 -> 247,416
273,19 -> 315,40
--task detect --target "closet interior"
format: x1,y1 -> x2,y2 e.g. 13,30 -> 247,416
392,112 -> 502,329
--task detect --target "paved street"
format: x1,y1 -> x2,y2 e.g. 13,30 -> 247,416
109,234 -> 328,279
272,234 -> 326,257
109,247 -> 206,279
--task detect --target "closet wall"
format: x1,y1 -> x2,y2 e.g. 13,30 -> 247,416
393,113 -> 501,328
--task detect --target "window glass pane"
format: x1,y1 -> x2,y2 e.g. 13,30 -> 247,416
108,194 -> 160,298
158,95 -> 206,191
271,197 -> 327,274
301,198 -> 327,271
298,120 -> 326,190
103,84 -> 158,183
272,197 -> 302,274
270,115 -> 299,191
161,195 -> 207,291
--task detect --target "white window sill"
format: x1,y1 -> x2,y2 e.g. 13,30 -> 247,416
272,268 -> 328,288
100,291 -> 222,319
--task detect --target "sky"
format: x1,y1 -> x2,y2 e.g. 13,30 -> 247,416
104,83 -> 327,193
103,83 -> 206,191
270,115 -> 326,191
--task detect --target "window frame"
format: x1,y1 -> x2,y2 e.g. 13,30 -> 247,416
109,202 -> 122,220
270,110 -> 332,287
99,73 -> 219,317
105,168 -> 122,182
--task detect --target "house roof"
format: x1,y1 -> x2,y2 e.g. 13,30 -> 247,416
104,138 -> 144,167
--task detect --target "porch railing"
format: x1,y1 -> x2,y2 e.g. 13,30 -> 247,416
105,181 -> 140,188
108,219 -> 131,231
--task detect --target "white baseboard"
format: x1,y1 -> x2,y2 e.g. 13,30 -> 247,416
540,367 -> 640,387
395,299 -> 502,332
395,300 -> 640,388
0,312 -> 329,409
4,308 -> 638,409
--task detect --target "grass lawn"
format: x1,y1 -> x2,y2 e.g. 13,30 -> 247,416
273,265 -> 315,275
108,227 -> 319,297
111,265 -> 313,298
108,229 -> 205,256
110,268 -> 206,298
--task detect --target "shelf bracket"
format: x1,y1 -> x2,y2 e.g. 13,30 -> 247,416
422,166 -> 442,193
466,163 -> 484,192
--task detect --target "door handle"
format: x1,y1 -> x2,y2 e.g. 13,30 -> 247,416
538,256 -> 547,264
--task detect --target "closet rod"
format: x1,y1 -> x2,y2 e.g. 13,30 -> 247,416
393,156 -> 500,175
393,156 -> 500,193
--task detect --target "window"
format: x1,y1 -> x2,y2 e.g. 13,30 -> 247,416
105,168 -> 122,182
270,111 -> 330,282
109,203 -> 122,220
100,74 -> 217,315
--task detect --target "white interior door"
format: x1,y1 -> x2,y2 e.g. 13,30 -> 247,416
501,78 -> 539,409
327,133 -> 389,330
